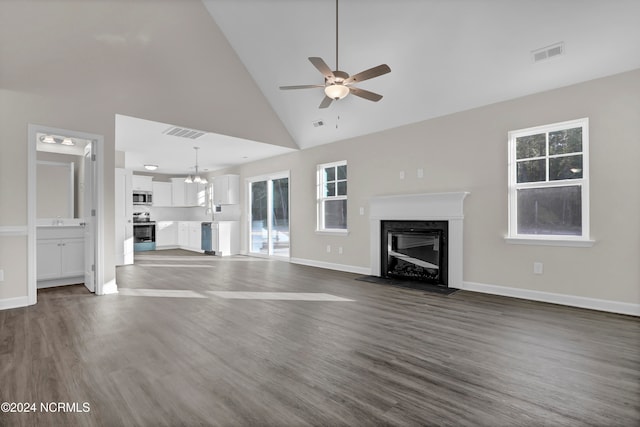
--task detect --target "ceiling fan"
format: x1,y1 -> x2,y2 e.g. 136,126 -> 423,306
279,0 -> 391,109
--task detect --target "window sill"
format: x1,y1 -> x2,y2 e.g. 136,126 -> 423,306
315,229 -> 349,236
505,236 -> 595,247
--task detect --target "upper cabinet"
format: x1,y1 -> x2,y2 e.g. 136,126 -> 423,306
213,174 -> 239,205
152,182 -> 172,207
170,178 -> 206,207
132,175 -> 153,192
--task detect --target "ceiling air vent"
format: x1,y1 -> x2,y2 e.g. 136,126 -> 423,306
532,42 -> 565,62
163,126 -> 206,139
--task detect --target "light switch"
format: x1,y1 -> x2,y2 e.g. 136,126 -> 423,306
399,171 -> 405,180
417,168 -> 424,178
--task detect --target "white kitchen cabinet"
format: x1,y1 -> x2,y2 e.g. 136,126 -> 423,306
178,221 -> 190,247
213,174 -> 239,205
210,221 -> 240,256
152,182 -> 172,206
176,221 -> 204,252
156,221 -> 178,249
37,227 -> 85,287
171,179 -> 205,207
132,174 -> 153,192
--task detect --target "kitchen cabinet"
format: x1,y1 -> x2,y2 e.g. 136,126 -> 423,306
176,221 -> 207,252
156,221 -> 178,249
37,226 -> 84,287
213,174 -> 239,205
132,174 -> 153,192
152,182 -> 172,206
209,221 -> 240,256
171,179 -> 206,207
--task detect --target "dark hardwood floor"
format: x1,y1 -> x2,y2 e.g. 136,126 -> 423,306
1,249 -> 638,426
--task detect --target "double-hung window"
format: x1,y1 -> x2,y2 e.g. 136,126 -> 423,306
317,161 -> 347,233
508,118 -> 592,245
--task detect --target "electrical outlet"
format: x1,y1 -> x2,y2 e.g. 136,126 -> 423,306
338,247 -> 343,255
399,171 -> 405,180
417,168 -> 424,178
0,269 -> 4,282
533,262 -> 543,275
359,207 -> 365,215
326,245 -> 331,253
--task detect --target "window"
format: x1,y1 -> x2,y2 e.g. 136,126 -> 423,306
317,161 -> 347,233
508,118 -> 592,245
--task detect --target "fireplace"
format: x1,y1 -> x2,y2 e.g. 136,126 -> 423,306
369,192 -> 469,289
381,220 -> 448,285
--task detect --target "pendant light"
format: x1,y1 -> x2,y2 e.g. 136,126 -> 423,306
185,147 -> 208,184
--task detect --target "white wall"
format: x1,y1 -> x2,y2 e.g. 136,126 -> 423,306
233,69 -> 640,307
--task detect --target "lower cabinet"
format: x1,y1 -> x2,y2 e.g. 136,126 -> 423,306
37,228 -> 84,287
210,221 -> 240,256
156,221 -> 178,249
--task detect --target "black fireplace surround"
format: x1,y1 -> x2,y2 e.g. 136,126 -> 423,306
381,220 -> 448,286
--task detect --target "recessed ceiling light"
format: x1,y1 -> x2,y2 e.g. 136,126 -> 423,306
41,135 -> 55,143
61,137 -> 75,146
144,164 -> 158,171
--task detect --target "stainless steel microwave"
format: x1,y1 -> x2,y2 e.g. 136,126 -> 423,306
133,191 -> 152,205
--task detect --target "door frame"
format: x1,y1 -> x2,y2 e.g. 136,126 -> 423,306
27,124 -> 105,305
246,170 -> 290,260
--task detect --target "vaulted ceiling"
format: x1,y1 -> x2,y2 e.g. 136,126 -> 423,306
203,0 -> 640,149
2,1 -> 639,173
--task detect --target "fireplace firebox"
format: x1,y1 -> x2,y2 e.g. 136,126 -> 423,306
381,220 -> 448,286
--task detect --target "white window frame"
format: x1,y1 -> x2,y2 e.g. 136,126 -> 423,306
317,160 -> 348,235
506,118 -> 594,247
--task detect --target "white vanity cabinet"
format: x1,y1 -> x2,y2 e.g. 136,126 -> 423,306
37,226 -> 84,287
213,175 -> 239,205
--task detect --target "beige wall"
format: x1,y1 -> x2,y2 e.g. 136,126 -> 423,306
235,69 -> 640,305
0,1 -> 294,302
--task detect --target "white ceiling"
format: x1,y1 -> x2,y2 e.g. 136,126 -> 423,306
202,0 -> 640,149
116,0 -> 640,172
115,114 -> 295,175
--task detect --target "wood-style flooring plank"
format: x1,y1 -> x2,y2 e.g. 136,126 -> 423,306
0,249 -> 638,426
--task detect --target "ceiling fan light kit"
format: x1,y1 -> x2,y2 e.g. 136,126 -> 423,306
280,0 -> 390,109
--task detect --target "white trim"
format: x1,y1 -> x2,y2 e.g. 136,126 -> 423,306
314,229 -> 349,236
0,296 -> 30,311
369,192 -> 469,288
462,281 -> 639,317
28,124 -> 106,303
290,257 -> 371,276
508,117 -> 590,241
101,279 -> 119,295
317,160 -> 348,233
0,226 -> 28,236
505,237 -> 595,247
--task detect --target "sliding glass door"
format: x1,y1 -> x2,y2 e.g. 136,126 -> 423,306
249,172 -> 289,258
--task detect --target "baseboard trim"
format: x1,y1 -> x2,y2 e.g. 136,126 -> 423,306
290,257 -> 371,276
462,281 -> 640,316
101,279 -> 119,295
0,296 -> 30,311
0,226 -> 28,236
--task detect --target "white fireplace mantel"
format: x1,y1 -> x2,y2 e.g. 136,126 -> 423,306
369,192 -> 469,288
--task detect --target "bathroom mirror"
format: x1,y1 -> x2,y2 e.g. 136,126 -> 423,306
36,133 -> 90,220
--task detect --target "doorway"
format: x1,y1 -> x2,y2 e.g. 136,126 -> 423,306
27,124 -> 105,305
248,172 -> 290,258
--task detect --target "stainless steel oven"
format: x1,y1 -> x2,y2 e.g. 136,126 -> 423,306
133,222 -> 156,251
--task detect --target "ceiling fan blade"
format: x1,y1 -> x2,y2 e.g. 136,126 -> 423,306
309,57 -> 335,82
319,96 -> 333,109
348,87 -> 383,102
279,84 -> 324,90
344,64 -> 391,85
